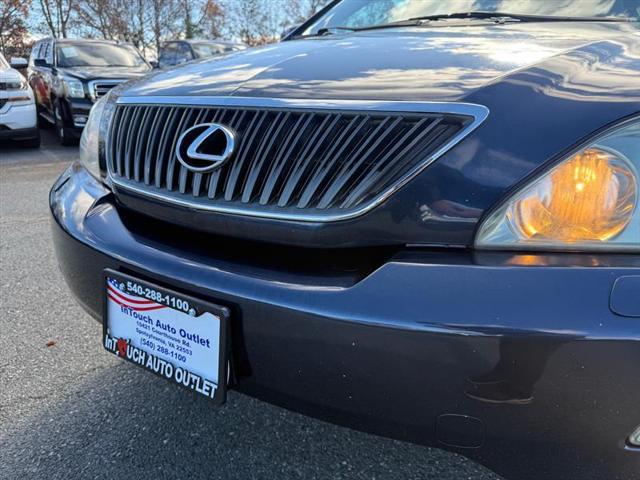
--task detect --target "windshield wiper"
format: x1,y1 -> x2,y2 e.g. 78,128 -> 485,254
298,10 -> 634,38
309,26 -> 358,37
407,11 -> 634,23
316,11 -> 634,34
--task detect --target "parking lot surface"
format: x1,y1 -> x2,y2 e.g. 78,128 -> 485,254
0,131 -> 501,480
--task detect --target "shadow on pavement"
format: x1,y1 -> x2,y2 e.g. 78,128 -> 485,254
0,361 -> 498,480
0,129 -> 77,166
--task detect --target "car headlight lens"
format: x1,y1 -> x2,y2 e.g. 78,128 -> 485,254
476,119 -> 639,252
4,80 -> 30,103
511,148 -> 636,241
62,77 -> 85,98
79,94 -> 110,180
6,79 -> 27,90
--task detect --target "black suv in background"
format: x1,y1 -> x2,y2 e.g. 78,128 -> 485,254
28,38 -> 151,145
157,40 -> 246,68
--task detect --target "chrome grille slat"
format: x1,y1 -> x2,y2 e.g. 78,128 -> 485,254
106,107 -> 122,177
114,106 -> 132,177
297,115 -> 368,208
154,108 -> 180,188
277,114 -> 338,208
259,113 -> 314,206
133,107 -> 154,182
203,110 -> 245,198
191,108 -> 219,196
223,111 -> 267,201
317,116 -> 400,209
203,109 -> 228,199
189,109 -> 214,196
123,107 -> 143,179
178,165 -> 189,194
181,108 -> 211,195
372,123 -> 460,195
341,117 -> 440,208
241,111 -> 290,203
166,108 -> 195,191
143,108 -> 167,185
106,99 -> 483,222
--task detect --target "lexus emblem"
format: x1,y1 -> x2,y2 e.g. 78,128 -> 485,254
176,123 -> 236,172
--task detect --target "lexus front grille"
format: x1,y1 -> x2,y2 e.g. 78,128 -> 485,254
106,97 -> 488,221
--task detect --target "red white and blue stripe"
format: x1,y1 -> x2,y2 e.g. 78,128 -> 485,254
107,277 -> 166,312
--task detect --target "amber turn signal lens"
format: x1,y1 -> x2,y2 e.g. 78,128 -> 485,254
509,148 -> 637,242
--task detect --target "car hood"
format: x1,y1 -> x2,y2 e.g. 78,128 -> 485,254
120,21 -> 638,101
60,65 -> 151,81
0,67 -> 25,84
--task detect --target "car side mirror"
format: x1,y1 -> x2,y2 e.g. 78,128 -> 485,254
33,58 -> 49,67
10,57 -> 28,69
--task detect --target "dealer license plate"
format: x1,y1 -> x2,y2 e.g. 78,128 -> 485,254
102,270 -> 229,404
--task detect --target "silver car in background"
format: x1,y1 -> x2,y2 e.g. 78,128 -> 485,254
0,53 -> 40,148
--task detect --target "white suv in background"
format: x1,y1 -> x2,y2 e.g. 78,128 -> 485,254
0,53 -> 40,148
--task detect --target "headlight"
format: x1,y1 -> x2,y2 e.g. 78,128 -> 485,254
62,77 -> 85,98
476,119 -> 639,252
6,79 -> 27,90
79,93 -> 111,180
5,80 -> 31,104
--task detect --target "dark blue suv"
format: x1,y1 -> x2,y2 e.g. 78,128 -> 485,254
50,1 -> 640,479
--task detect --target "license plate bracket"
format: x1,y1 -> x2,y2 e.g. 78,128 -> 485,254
102,269 -> 229,404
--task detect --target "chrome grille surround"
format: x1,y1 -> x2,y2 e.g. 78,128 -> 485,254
106,96 -> 489,222
89,79 -> 127,100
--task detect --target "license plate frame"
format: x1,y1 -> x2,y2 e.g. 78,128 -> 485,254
102,269 -> 229,404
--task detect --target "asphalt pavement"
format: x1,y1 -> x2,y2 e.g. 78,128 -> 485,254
0,130 -> 501,480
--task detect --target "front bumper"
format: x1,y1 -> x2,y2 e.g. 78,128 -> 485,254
0,101 -> 38,136
50,164 -> 640,480
0,126 -> 39,142
67,98 -> 92,127
58,97 -> 93,135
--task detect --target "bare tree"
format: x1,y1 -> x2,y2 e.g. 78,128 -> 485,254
73,0 -> 169,58
73,0 -> 127,38
219,0 -> 327,46
222,0 -> 285,46
30,0 -> 327,53
39,0 -> 75,38
180,0 -> 197,38
307,0 -> 328,17
0,0 -> 31,57
199,0 -> 225,39
148,0 -> 183,51
135,0 -> 146,54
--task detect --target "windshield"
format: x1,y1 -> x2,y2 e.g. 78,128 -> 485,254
192,43 -> 245,58
303,0 -> 640,35
56,42 -> 146,68
0,54 -> 8,69
192,43 -> 227,58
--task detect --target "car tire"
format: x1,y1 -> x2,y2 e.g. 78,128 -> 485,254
36,107 -> 50,129
54,102 -> 76,146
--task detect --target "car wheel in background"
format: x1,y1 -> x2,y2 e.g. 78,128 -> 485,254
36,107 -> 50,129
54,102 -> 75,146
